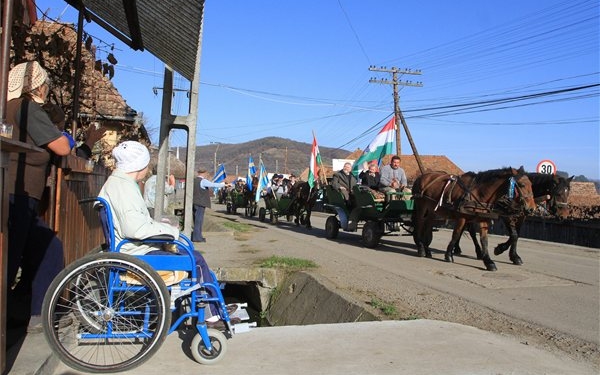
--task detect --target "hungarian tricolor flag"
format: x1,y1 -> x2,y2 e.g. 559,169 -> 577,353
308,133 -> 322,188
352,117 -> 395,175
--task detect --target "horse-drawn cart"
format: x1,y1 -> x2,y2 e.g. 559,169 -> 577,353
226,188 -> 246,214
258,194 -> 296,224
323,185 -> 413,248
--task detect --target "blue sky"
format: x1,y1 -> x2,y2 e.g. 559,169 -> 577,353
38,1 -> 599,179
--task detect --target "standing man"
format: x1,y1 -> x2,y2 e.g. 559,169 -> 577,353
192,169 -> 227,243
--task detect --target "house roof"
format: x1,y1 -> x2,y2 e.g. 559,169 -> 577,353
64,0 -> 204,82
29,20 -> 136,120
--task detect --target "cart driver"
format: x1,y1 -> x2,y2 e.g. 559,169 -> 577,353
379,155 -> 411,200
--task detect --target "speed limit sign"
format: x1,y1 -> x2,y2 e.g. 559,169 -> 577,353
537,160 -> 557,175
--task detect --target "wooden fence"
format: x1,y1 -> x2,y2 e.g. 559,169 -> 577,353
46,155 -> 109,265
488,216 -> 600,249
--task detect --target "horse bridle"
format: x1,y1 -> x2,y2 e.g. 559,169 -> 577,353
507,175 -> 535,211
545,184 -> 569,215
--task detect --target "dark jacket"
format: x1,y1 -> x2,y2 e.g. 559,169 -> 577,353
359,170 -> 381,190
332,170 -> 357,192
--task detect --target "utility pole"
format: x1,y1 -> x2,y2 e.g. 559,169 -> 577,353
210,142 -> 221,175
369,66 -> 425,174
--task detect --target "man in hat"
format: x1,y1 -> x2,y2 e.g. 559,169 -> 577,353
5,61 -> 76,332
192,169 -> 228,243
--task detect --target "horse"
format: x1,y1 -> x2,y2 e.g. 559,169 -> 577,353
453,173 -> 573,265
217,186 -> 229,204
411,166 -> 537,271
242,176 -> 259,216
287,179 -> 322,229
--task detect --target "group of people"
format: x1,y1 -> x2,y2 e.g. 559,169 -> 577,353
331,155 -> 409,205
5,61 -> 229,333
267,173 -> 297,199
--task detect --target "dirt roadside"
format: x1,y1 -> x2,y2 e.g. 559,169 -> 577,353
199,205 -> 599,372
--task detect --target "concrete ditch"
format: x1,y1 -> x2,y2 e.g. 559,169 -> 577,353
216,268 -> 378,326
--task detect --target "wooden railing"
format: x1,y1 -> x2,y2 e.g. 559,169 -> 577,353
48,155 -> 109,265
488,216 -> 600,248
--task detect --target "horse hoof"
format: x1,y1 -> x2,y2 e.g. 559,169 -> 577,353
511,257 -> 523,266
444,254 -> 453,263
425,251 -> 432,258
417,250 -> 425,258
453,248 -> 462,256
486,263 -> 498,272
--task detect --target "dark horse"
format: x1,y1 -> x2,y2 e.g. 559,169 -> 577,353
454,173 -> 573,265
242,176 -> 259,216
287,180 -> 322,229
412,167 -> 537,271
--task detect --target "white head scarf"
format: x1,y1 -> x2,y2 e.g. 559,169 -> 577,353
7,61 -> 49,101
112,141 -> 150,173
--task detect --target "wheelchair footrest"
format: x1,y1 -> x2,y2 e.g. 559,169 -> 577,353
229,305 -> 250,321
232,321 -> 257,334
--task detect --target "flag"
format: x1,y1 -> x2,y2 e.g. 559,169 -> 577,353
352,117 -> 395,176
246,155 -> 257,190
255,160 -> 269,202
213,163 -> 227,183
308,133 -> 322,188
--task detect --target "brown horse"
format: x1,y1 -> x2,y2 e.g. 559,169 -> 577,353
412,167 -> 537,271
454,173 -> 573,265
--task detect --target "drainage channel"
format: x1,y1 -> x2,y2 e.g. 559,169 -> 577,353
218,269 -> 378,327
222,281 -> 269,326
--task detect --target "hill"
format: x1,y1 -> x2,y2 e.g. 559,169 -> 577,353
189,137 -> 352,178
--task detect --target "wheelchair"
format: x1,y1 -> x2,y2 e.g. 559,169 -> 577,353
42,197 -> 249,373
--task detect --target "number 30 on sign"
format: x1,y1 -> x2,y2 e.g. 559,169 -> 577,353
537,160 -> 557,175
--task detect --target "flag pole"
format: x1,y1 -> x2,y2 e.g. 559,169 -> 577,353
312,130 -> 327,185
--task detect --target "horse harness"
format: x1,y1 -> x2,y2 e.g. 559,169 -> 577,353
417,173 -> 530,219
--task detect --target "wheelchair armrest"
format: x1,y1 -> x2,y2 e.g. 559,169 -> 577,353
139,234 -> 176,242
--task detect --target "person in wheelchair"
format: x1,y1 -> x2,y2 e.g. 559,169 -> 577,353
98,141 -> 220,322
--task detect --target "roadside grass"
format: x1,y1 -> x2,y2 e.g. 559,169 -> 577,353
220,221 -> 254,241
221,221 -> 252,232
369,297 -> 398,316
258,255 -> 318,271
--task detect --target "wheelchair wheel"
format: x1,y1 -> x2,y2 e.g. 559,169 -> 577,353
191,328 -> 228,365
42,252 -> 171,373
